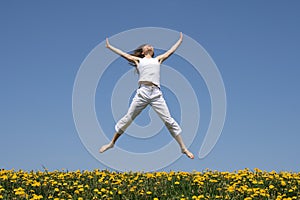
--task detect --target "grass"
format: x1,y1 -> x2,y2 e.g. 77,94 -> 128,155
0,168 -> 299,199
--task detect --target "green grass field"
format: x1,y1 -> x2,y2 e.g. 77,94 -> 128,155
0,168 -> 299,199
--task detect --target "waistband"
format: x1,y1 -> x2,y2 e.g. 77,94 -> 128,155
139,83 -> 160,90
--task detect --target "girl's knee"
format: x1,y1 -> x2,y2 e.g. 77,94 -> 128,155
164,118 -> 182,136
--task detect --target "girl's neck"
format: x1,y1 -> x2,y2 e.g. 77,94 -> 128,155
144,54 -> 152,58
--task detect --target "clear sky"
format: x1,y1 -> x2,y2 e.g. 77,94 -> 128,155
1,1 -> 299,172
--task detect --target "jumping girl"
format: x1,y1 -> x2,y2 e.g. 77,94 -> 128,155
99,32 -> 194,159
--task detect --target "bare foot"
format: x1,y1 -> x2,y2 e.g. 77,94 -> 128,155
99,142 -> 114,153
182,149 -> 194,159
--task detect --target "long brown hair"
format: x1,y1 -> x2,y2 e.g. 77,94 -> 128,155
123,44 -> 155,67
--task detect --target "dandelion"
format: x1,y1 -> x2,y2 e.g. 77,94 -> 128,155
30,194 -> 43,200
31,181 -> 41,187
228,186 -> 235,192
0,175 -> 8,181
281,181 -> 287,186
269,185 -> 275,189
14,187 -> 26,196
74,190 -> 80,194
93,188 -> 99,193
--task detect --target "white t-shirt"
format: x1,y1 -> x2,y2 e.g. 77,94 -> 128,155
137,57 -> 160,87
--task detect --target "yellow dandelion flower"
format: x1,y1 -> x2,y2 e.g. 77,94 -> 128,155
31,181 -> 41,187
228,186 -> 235,192
30,194 -> 43,200
93,188 -> 99,192
147,173 -> 154,178
254,168 -> 262,173
258,180 -> 264,185
281,181 -> 287,186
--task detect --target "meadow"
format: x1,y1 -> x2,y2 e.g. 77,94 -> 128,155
0,168 -> 299,199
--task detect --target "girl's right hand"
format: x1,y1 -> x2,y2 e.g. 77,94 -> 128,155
179,32 -> 183,41
105,38 -> 110,48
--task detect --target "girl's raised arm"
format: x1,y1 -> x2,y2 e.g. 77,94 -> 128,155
156,32 -> 183,64
106,38 -> 139,66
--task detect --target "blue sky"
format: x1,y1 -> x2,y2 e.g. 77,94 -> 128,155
1,1 -> 300,172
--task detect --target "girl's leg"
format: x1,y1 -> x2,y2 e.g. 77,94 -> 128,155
174,134 -> 194,159
151,92 -> 194,159
99,89 -> 148,153
99,131 -> 122,153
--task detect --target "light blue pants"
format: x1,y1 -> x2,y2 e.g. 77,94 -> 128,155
115,85 -> 182,137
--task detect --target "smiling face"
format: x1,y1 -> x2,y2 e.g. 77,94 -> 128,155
142,44 -> 154,57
